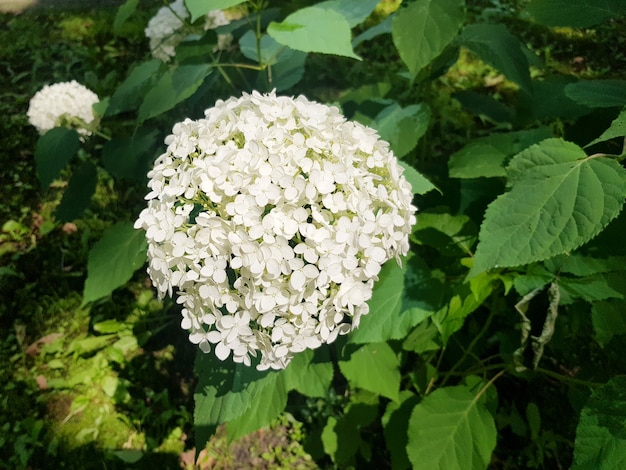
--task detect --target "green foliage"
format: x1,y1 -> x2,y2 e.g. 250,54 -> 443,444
82,222 -> 147,304
573,375 -> 626,468
5,0 -> 626,468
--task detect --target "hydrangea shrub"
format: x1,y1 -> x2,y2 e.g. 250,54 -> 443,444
134,90 -> 417,370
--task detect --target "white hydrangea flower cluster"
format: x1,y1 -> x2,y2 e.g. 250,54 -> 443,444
135,90 -> 417,370
27,80 -> 99,136
144,0 -> 232,62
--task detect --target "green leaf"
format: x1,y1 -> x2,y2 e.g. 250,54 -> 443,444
399,161 -> 438,195
226,373 -> 287,440
353,14 -> 393,48
523,76 -> 592,122
338,342 -> 401,401
194,353 -> 277,449
372,102 -> 431,157
106,60 -> 162,117
349,255 -> 444,344
565,80 -> 626,108
592,300 -> 626,347
35,127 -> 80,190
383,391 -> 420,470
526,0 -> 626,27
391,0 -> 465,79
316,0 -> 380,27
449,128 -> 553,179
283,348 -> 333,398
138,64 -> 213,123
586,108 -> 626,148
55,162 -> 98,222
573,375 -> 626,469
82,222 -> 148,305
453,90 -> 515,124
185,0 -> 246,22
413,212 -> 477,257
267,7 -> 359,59
458,23 -> 532,94
406,385 -> 497,470
470,139 -> 626,276
113,0 -> 139,35
102,128 -> 159,181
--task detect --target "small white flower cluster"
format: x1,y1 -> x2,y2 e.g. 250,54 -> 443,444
135,90 -> 417,370
144,0 -> 232,62
27,80 -> 99,135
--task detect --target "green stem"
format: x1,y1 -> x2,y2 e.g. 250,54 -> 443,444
535,367 -> 603,388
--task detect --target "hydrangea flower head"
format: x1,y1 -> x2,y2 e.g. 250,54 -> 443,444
145,0 -> 231,62
135,91 -> 417,370
27,80 -> 99,135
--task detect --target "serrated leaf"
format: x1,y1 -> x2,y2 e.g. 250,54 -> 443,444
82,222 -> 147,304
573,375 -> 626,469
471,139 -> 626,276
526,0 -> 626,27
586,108 -> 626,148
383,391 -> 420,470
55,162 -> 97,222
391,0 -> 465,79
559,274 -> 624,305
458,23 -> 532,94
35,127 -> 80,190
316,0 -> 380,27
283,348 -> 333,398
372,102 -> 431,157
399,161 -> 438,195
102,128 -> 159,181
350,255 -> 444,344
106,60 -> 162,116
267,7 -> 359,59
592,300 -> 626,347
185,0 -> 246,23
113,0 -> 139,35
407,385 -> 497,470
565,80 -> 626,108
338,342 -> 400,401
138,64 -> 212,123
449,128 -> 553,179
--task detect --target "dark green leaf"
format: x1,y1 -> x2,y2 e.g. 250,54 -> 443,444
106,60 -> 162,117
449,128 -> 553,179
353,14 -> 393,48
458,23 -> 532,94
383,391 -> 420,470
586,108 -> 626,148
82,222 -> 148,304
35,128 -> 80,190
102,128 -> 159,181
55,162 -> 97,222
592,300 -> 626,347
283,348 -> 333,398
392,0 -> 464,79
573,375 -> 626,469
138,64 -> 213,122
526,0 -> 626,27
565,80 -> 626,108
316,0 -> 380,27
113,0 -> 139,35
372,102 -> 431,157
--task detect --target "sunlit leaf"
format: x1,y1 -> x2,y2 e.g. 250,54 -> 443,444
471,139 -> 626,276
407,385 -> 497,470
391,0 -> 465,79
338,342 -> 400,401
185,0 -> 246,22
267,7 -> 359,59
